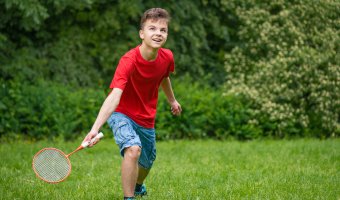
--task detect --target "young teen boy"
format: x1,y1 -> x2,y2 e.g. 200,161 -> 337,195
82,8 -> 182,200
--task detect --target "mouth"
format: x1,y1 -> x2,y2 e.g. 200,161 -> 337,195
152,38 -> 163,43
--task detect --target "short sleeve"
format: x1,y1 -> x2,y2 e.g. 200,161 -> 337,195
165,50 -> 175,77
109,57 -> 135,90
169,54 -> 175,73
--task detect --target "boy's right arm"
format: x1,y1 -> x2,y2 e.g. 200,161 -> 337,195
82,88 -> 123,146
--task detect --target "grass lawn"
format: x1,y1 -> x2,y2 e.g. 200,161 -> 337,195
0,138 -> 339,199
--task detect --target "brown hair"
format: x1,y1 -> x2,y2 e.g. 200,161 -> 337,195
140,8 -> 170,29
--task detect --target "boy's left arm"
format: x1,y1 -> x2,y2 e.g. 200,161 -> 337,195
161,77 -> 182,116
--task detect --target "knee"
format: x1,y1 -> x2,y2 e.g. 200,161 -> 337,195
124,146 -> 141,160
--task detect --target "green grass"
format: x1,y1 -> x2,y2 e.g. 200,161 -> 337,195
0,139 -> 339,199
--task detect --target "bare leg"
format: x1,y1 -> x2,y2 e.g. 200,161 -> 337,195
137,166 -> 150,185
121,146 -> 141,197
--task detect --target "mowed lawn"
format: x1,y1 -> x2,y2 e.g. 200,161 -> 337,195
0,138 -> 339,200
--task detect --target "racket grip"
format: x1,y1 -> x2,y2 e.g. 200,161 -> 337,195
82,132 -> 104,148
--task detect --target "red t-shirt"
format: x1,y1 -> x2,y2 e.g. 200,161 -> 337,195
110,45 -> 175,128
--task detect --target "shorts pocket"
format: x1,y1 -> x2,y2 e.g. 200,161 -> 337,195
113,121 -> 133,145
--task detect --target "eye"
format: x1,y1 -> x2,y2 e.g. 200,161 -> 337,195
149,27 -> 156,31
161,29 -> 167,33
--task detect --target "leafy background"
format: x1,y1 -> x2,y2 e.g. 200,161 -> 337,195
0,0 -> 339,140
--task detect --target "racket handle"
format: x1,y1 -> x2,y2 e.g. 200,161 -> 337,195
81,132 -> 104,148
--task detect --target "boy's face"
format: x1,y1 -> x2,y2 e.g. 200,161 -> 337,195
139,19 -> 168,49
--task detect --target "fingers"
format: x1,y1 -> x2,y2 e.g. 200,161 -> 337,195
83,131 -> 99,147
90,135 -> 102,147
88,138 -> 98,147
171,104 -> 182,116
178,105 -> 182,113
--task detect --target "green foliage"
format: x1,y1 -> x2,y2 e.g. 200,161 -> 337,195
1,0 -> 338,140
156,76 -> 261,140
1,76 -> 256,141
0,0 -> 229,87
0,79 -> 107,140
223,0 -> 339,137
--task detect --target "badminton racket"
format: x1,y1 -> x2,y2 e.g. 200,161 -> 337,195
32,132 -> 104,184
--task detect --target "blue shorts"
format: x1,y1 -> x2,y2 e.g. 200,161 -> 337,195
107,112 -> 156,169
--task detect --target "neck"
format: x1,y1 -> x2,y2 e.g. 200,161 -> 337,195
139,44 -> 159,61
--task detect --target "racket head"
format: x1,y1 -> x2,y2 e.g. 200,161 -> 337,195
32,148 -> 72,184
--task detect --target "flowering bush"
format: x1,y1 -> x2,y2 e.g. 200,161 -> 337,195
223,0 -> 339,137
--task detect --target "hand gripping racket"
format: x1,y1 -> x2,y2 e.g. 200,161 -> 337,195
32,132 -> 104,184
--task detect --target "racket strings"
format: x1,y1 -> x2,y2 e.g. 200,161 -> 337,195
33,149 -> 71,183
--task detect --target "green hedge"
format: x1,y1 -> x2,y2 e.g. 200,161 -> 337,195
1,77 -> 259,141
0,75 -> 337,141
156,76 -> 260,140
0,79 -> 107,140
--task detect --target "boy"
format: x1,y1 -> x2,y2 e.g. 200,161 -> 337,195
82,8 -> 182,200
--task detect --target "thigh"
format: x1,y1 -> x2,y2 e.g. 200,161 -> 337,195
107,113 -> 142,156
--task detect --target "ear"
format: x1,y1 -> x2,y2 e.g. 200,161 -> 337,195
139,29 -> 144,40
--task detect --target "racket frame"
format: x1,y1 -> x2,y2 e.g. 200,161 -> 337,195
32,132 -> 104,184
32,147 -> 72,184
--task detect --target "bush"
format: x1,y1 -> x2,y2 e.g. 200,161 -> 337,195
156,76 -> 261,140
1,77 -> 259,141
0,79 -> 107,140
223,0 -> 339,138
